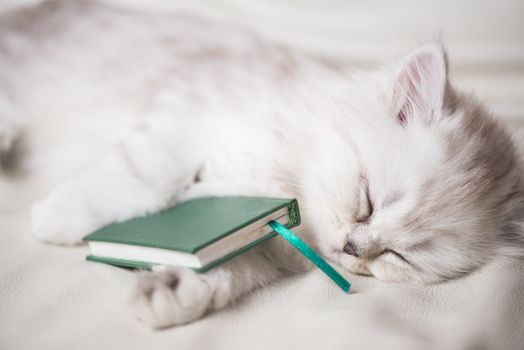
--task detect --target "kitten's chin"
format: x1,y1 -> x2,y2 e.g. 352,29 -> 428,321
340,255 -> 373,276
366,259 -> 430,285
340,254 -> 430,284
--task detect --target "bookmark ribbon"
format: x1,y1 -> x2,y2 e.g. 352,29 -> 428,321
269,221 -> 351,293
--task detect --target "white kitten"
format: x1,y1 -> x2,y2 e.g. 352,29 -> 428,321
1,1 -> 522,329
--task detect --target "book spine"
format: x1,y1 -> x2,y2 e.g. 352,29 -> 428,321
286,199 -> 301,228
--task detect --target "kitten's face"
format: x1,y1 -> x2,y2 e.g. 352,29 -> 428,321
306,45 -> 522,284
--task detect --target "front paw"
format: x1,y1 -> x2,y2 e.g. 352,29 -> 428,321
129,267 -> 214,329
30,193 -> 92,246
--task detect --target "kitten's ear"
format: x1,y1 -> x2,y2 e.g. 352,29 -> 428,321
391,44 -> 448,126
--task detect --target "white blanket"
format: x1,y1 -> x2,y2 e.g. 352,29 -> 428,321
1,1 -> 523,349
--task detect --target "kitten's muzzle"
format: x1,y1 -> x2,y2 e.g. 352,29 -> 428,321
343,241 -> 360,257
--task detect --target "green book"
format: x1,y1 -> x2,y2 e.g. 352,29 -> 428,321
83,196 -> 301,272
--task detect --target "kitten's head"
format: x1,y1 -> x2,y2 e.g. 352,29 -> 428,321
304,44 -> 523,284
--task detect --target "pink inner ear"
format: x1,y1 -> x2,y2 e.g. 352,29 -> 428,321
397,105 -> 408,126
394,47 -> 445,126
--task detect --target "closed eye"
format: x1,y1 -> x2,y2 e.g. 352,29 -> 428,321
382,249 -> 410,264
355,179 -> 374,224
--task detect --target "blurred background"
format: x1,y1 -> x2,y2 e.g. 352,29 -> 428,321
2,0 -> 523,123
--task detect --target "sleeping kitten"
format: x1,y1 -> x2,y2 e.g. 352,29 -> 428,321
1,1 -> 523,329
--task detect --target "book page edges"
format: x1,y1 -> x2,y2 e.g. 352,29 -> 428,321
87,207 -> 293,270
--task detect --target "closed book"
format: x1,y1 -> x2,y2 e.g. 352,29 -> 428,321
83,196 -> 301,272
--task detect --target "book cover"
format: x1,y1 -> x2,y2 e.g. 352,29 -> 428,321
84,196 -> 300,272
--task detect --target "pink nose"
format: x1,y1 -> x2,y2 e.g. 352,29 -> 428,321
343,241 -> 359,257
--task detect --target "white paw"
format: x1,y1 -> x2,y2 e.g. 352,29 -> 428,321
30,193 -> 93,246
129,267 -> 214,329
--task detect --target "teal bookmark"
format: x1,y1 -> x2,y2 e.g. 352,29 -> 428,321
269,221 -> 351,293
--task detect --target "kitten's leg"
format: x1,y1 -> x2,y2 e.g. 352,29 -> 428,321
31,111 -> 205,245
130,245 -> 289,329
